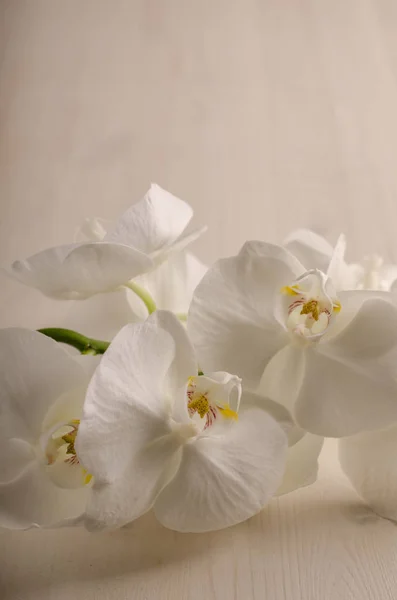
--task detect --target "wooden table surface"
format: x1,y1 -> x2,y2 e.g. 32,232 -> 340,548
1,1 -> 397,598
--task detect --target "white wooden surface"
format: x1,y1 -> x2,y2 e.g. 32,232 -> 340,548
1,1 -> 397,598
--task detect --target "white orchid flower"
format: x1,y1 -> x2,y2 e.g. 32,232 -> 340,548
61,217 -> 207,340
339,425 -> 397,521
76,311 -> 290,533
284,228 -> 397,291
8,184 -> 206,306
0,329 -> 96,529
188,240 -> 397,437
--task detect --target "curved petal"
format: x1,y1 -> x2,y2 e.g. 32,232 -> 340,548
84,436 -> 183,530
238,241 -> 305,274
241,391 -> 298,444
147,310 -> 198,400
76,322 -> 177,483
294,345 -> 397,437
188,251 -> 296,388
62,288 -> 139,340
136,251 -> 207,314
276,433 -> 324,496
339,426 -> 397,521
0,461 -> 87,529
160,226 -> 208,260
0,328 -> 86,442
0,438 -> 34,483
9,242 -> 152,299
154,406 -> 288,532
105,184 -> 193,255
283,229 -> 333,272
324,295 -> 397,358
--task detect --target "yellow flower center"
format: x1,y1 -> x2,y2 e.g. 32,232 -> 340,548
188,394 -> 210,418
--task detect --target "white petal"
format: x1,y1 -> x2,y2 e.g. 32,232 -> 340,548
339,426 -> 397,521
200,371 -> 242,412
84,435 -> 183,530
159,226 -> 208,259
188,251 -> 297,388
380,263 -> 397,290
136,251 -> 207,314
154,406 -> 288,532
62,288 -> 139,340
76,322 -> 177,483
74,217 -> 110,242
294,344 -> 397,437
240,391 -> 297,442
239,240 -> 305,274
147,310 -> 198,405
0,461 -> 87,529
0,438 -> 34,483
283,229 -> 334,272
9,242 -> 152,299
105,184 -> 193,255
276,433 -> 324,496
0,328 -> 86,442
325,295 -> 397,358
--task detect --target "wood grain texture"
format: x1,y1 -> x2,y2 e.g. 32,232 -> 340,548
1,1 -> 397,598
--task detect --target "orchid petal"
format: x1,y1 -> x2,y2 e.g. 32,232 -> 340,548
188,248 -> 300,388
62,288 -> 139,340
84,436 -> 182,530
147,310 -> 198,405
339,426 -> 397,521
9,242 -> 152,299
76,322 -> 177,483
135,251 -> 207,314
0,329 -> 86,442
283,229 -> 333,272
0,439 -> 34,483
105,184 -> 193,255
154,406 -> 288,532
276,434 -> 324,496
294,343 -> 397,437
0,461 -> 87,529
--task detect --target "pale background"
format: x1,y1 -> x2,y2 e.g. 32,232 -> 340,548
1,1 -> 397,598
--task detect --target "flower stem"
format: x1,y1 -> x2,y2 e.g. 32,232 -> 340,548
124,281 -> 157,315
38,328 -> 110,355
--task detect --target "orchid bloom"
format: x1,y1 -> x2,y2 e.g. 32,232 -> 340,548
61,208 -> 207,340
284,228 -> 397,291
8,184 -> 206,306
188,241 -> 397,438
0,329 -> 95,528
339,424 -> 397,522
76,311 -> 290,532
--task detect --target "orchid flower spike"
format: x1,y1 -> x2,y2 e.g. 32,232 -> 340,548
76,311 -> 291,532
7,184 -> 206,303
188,240 -> 397,437
0,329 -> 96,529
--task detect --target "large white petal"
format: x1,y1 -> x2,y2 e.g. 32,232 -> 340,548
276,433 -> 324,496
154,406 -> 288,532
147,310 -> 198,405
188,250 -> 297,388
84,435 -> 183,530
9,242 -> 152,299
0,438 -> 34,483
136,251 -> 207,314
283,229 -> 333,272
0,328 -> 86,442
62,288 -> 139,340
294,345 -> 397,437
76,322 -> 177,483
339,426 -> 397,521
105,184 -> 193,255
0,461 -> 87,529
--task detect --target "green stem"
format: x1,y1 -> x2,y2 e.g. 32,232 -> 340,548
124,281 -> 157,315
38,328 -> 110,355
